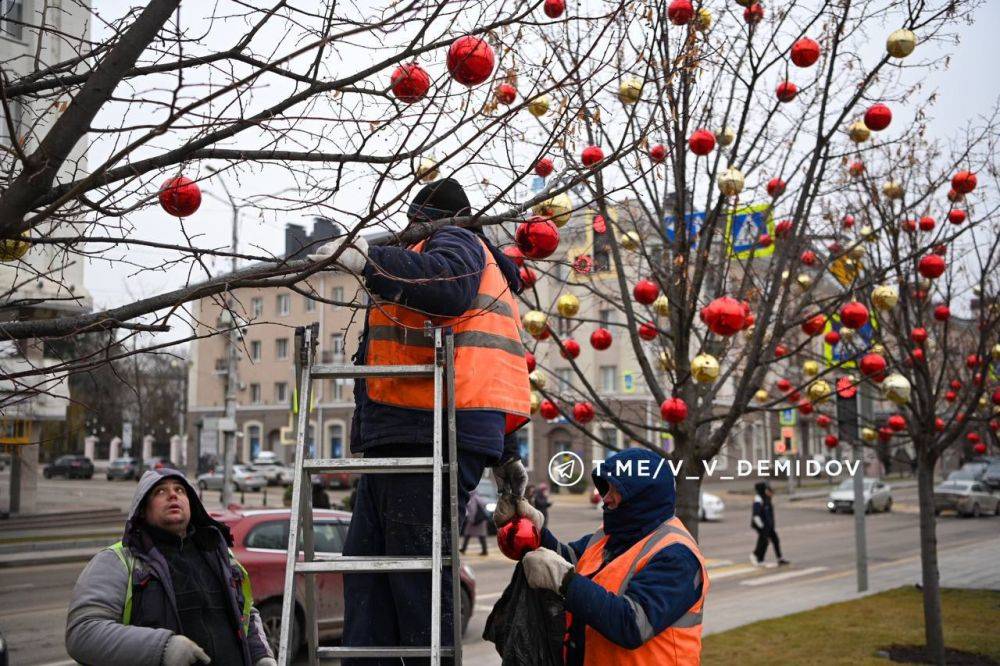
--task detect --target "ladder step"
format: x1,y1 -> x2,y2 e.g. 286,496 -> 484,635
295,556 -> 450,573
317,646 -> 455,659
303,457 -> 436,473
310,363 -> 435,379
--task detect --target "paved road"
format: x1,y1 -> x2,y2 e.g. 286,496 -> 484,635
1,477 -> 997,665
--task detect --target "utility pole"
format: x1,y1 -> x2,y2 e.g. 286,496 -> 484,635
837,380 -> 869,592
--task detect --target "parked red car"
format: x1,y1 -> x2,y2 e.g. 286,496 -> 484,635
212,507 -> 476,656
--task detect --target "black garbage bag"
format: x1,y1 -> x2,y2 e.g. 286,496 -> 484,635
483,561 -> 565,666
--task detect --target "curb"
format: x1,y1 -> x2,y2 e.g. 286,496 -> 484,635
0,546 -> 99,569
787,479 -> 918,502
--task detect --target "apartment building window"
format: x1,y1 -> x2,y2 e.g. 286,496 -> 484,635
251,297 -> 263,318
556,368 -> 573,390
274,382 -> 288,403
250,340 -> 261,361
331,286 -> 344,302
275,338 -> 289,360
250,383 -> 262,404
276,293 -> 290,316
247,425 -> 262,459
599,309 -> 615,326
304,296 -> 316,312
328,423 -> 344,458
1,0 -> 25,41
330,379 -> 344,401
556,316 -> 571,337
330,333 -> 344,355
600,365 -> 618,392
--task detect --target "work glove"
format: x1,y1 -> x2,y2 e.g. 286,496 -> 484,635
493,458 -> 528,497
493,494 -> 544,531
162,635 -> 211,665
307,235 -> 369,273
523,547 -> 574,593
254,659 -> 278,666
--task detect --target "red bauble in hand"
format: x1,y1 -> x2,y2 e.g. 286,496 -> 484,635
496,516 -> 541,561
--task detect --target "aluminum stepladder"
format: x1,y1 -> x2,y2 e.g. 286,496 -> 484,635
278,323 -> 463,665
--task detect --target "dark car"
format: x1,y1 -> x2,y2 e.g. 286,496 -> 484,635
43,455 -> 94,479
106,456 -> 140,481
213,507 -> 476,657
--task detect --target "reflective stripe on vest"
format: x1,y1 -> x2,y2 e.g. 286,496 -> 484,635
105,541 -> 253,635
571,516 -> 710,665
365,236 -> 531,432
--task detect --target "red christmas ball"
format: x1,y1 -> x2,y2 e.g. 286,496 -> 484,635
743,3 -> 765,24
842,214 -> 855,228
817,414 -> 832,428
638,322 -> 658,341
973,442 -> 987,455
590,327 -> 613,350
525,351 -> 536,373
660,397 -> 689,424
824,435 -> 839,449
776,378 -> 792,392
561,338 -> 581,360
934,304 -> 951,321
932,244 -> 948,256
787,390 -> 801,403
534,158 -> 554,178
802,313 -> 826,336
503,245 -> 525,267
797,399 -> 814,415
918,216 -> 936,232
688,129 -> 716,155
918,254 -> 946,279
495,82 -> 517,105
859,353 -> 887,381
967,432 -> 981,444
935,417 -> 945,432
775,219 -> 793,237
901,218 -> 916,233
887,414 -> 906,431
863,104 -> 892,131
775,344 -> 790,359
633,279 -> 660,305
911,327 -> 928,344
800,250 -> 817,266
496,516 -> 541,561
581,145 -> 604,167
839,301 -> 869,329
158,176 -> 202,217
950,379 -> 963,390
758,233 -> 773,248
992,388 -> 1000,406
573,401 -> 595,424
992,420 -> 1000,432
948,209 -> 966,225
951,170 -> 977,194
700,296 -> 747,336
945,390 -> 957,402
791,37 -> 821,67
767,177 -> 786,198
827,241 -> 843,254
515,216 -> 560,259
540,399 -> 559,420
776,81 -> 798,103
447,35 -> 495,87
543,0 -> 566,18
390,63 -> 431,103
947,188 -> 962,202
824,330 -> 841,345
649,143 -> 667,163
849,161 -> 865,177
878,427 -> 894,443
519,266 -> 538,288
966,354 -> 980,370
667,0 -> 694,24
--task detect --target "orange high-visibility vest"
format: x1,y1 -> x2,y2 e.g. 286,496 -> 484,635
570,516 -> 709,666
366,235 -> 531,433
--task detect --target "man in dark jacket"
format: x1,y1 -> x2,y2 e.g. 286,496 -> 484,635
309,178 -> 532,662
65,469 -> 273,666
750,481 -> 789,566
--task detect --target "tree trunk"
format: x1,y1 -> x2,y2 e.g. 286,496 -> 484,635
674,468 -> 702,541
916,451 -> 946,665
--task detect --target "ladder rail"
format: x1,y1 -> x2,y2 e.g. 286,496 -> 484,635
445,331 -> 463,665
430,327 -> 444,664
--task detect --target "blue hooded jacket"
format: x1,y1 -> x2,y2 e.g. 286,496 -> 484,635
540,448 -> 703,662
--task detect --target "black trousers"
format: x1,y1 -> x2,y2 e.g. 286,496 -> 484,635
753,528 -> 783,561
460,535 -> 488,554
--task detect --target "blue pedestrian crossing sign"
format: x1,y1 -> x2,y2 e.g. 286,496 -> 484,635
823,314 -> 877,368
725,203 -> 775,259
664,211 -> 704,247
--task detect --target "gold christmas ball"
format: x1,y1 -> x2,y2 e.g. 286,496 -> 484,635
658,350 -> 675,371
916,277 -> 931,291
882,373 -> 912,405
530,391 -> 541,414
979,396 -> 989,410
618,77 -> 643,105
416,158 -> 439,182
620,230 -> 641,251
840,327 -> 856,343
533,192 -> 573,227
755,389 -> 769,403
883,181 -> 904,200
991,343 -> 1000,361
522,310 -> 548,337
886,29 -> 917,58
807,380 -> 832,404
861,427 -> 878,442
859,225 -> 876,242
696,7 -> 713,30
848,245 -> 866,261
743,325 -> 756,341
718,166 -> 745,197
556,293 -> 581,317
528,95 -> 550,117
872,285 -> 899,311
0,233 -> 30,262
529,370 -> 546,390
716,127 -> 736,147
653,294 -> 670,317
870,343 -> 885,356
848,121 -> 871,144
796,273 -> 814,291
803,360 -> 820,377
691,353 -> 720,383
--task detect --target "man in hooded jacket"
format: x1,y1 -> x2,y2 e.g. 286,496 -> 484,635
65,468 -> 273,666
750,481 -> 788,566
507,448 -> 709,665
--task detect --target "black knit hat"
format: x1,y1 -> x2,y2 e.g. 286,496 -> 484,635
407,177 -> 472,222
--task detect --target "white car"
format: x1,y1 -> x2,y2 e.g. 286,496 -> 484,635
827,478 -> 892,513
250,459 -> 291,486
197,465 -> 266,492
699,492 -> 725,521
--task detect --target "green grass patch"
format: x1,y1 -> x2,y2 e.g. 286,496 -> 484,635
703,587 -> 1000,665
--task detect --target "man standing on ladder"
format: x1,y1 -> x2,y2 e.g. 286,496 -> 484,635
310,178 -> 532,663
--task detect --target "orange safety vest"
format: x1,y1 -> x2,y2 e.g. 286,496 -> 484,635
569,516 -> 709,666
366,235 -> 531,433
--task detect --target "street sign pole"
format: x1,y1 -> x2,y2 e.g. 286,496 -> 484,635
837,388 -> 868,592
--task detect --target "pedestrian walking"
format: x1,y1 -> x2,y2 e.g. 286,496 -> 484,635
497,448 -> 710,665
65,469 -> 274,666
309,177 -> 532,662
461,489 -> 490,556
750,481 -> 789,566
531,482 -> 552,529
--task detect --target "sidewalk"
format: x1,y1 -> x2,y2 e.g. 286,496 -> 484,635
702,536 -> 1000,635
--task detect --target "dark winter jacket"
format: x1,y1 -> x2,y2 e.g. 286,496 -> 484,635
351,225 -> 524,462
65,469 -> 272,665
751,481 -> 776,532
541,449 -> 703,664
